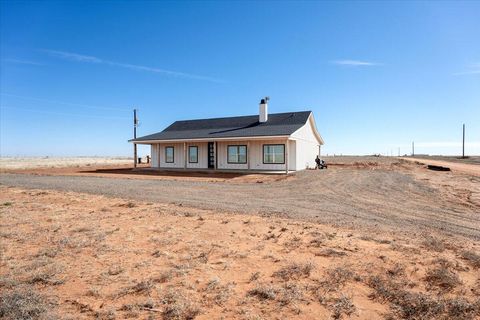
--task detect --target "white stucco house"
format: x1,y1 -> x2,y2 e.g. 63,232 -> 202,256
130,98 -> 324,173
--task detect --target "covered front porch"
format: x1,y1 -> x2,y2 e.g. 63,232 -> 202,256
134,136 -> 296,174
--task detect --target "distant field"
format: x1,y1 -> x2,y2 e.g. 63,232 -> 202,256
405,155 -> 480,165
323,155 -> 480,165
0,157 -> 132,170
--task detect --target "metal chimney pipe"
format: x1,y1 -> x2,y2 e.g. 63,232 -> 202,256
259,97 -> 269,123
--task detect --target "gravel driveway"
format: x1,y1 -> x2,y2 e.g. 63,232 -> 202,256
2,168 -> 479,239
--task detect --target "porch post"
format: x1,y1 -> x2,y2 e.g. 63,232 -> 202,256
184,143 -> 187,169
247,141 -> 250,170
285,139 -> 289,174
133,143 -> 137,168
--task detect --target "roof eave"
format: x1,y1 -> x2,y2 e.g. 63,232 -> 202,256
129,134 -> 292,144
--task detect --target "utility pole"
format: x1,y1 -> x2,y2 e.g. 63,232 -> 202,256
462,124 -> 465,158
412,141 -> 415,157
398,147 -> 400,157
133,108 -> 138,168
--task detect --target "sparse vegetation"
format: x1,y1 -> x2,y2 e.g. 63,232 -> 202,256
0,287 -> 51,320
461,250 -> 480,269
160,290 -> 201,320
248,284 -> 277,300
424,264 -> 461,292
116,280 -> 154,298
422,236 -> 446,252
330,294 -> 356,319
1,182 -> 479,319
273,262 -> 315,281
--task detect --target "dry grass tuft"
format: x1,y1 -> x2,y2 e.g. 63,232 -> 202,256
116,280 -> 154,298
315,248 -> 347,257
249,271 -> 261,282
247,284 -> 277,300
27,264 -> 64,286
160,289 -> 201,320
0,286 -> 51,320
277,282 -> 304,306
424,264 -> 461,292
367,274 -> 480,320
273,262 -> 315,281
422,236 -> 445,252
107,265 -> 124,276
330,294 -> 356,320
460,250 -> 480,269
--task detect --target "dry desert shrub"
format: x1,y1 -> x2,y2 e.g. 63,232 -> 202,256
424,264 -> 461,292
160,289 -> 201,320
34,247 -> 58,259
26,263 -> 64,286
315,248 -> 347,257
273,261 -> 315,281
314,265 -> 356,297
330,294 -> 356,320
387,263 -> 406,278
277,282 -> 304,306
367,274 -> 479,320
94,308 -> 116,320
249,271 -> 261,282
116,280 -> 154,298
309,237 -> 325,247
283,236 -> 303,249
107,265 -> 124,276
247,284 -> 277,300
0,286 -> 52,320
421,236 -> 445,252
203,277 -> 234,306
460,250 -> 480,269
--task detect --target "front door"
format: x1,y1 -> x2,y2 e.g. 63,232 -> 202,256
208,142 -> 215,169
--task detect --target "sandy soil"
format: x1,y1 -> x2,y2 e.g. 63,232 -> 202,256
1,187 -> 479,319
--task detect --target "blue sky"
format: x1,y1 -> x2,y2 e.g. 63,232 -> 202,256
1,1 -> 479,157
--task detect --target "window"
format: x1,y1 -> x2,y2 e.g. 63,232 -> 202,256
263,144 -> 285,164
227,145 -> 247,164
188,146 -> 198,163
165,146 -> 174,163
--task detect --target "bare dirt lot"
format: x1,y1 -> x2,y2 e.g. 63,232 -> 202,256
1,187 -> 479,319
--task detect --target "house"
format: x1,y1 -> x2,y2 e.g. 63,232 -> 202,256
130,98 -> 324,173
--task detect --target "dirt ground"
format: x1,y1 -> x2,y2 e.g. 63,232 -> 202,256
1,187 -> 479,320
1,157 -> 479,239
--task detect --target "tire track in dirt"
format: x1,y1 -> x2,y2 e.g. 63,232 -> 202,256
1,164 -> 479,240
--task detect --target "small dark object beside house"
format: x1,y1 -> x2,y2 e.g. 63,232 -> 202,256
427,165 -> 450,172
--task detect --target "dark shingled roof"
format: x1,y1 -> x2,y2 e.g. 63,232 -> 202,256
132,111 -> 312,141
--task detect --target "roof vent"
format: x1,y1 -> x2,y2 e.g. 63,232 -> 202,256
259,97 -> 269,123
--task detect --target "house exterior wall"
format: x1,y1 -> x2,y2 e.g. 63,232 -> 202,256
151,142 -> 209,169
148,138 -> 310,171
185,142 -> 208,169
217,139 -> 296,171
291,115 -> 321,170
151,144 -> 159,167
